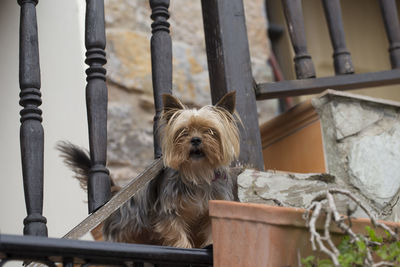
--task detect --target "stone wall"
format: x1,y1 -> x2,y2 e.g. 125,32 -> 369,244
104,0 -> 275,184
239,90 -> 400,222
313,91 -> 400,220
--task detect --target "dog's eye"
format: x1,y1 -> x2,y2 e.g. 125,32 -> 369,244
205,128 -> 218,136
181,128 -> 188,136
174,128 -> 188,141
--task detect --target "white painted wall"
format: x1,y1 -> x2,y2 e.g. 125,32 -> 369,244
0,0 -> 92,239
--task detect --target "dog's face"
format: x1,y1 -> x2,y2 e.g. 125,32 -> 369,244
161,92 -> 240,184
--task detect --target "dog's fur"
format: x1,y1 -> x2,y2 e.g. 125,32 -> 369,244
58,91 -> 240,248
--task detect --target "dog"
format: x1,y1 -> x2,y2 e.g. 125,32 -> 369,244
58,91 -> 240,248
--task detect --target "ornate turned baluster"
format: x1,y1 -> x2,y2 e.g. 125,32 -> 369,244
149,0 -> 172,159
282,0 -> 316,79
379,0 -> 400,69
85,0 -> 111,213
17,0 -> 47,236
322,0 -> 354,75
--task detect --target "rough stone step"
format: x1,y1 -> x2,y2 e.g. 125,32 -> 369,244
238,169 -> 371,219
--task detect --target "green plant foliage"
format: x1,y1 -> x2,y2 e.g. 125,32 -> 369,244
376,242 -> 400,262
301,255 -> 315,267
318,259 -> 334,267
365,226 -> 383,243
302,227 -> 400,266
337,238 -> 366,267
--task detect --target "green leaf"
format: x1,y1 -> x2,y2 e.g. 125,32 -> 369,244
318,259 -> 334,267
385,230 -> 391,238
387,242 -> 400,261
366,226 -> 383,243
356,240 -> 366,252
377,244 -> 389,260
339,253 -> 356,267
301,255 -> 315,266
338,235 -> 352,254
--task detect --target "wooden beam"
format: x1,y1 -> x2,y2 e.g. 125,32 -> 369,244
201,0 -> 264,170
255,69 -> 400,100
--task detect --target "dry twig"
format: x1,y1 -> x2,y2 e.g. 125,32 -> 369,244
304,189 -> 399,267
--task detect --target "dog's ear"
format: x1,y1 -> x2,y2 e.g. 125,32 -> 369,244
162,94 -> 185,121
215,91 -> 236,114
162,93 -> 185,111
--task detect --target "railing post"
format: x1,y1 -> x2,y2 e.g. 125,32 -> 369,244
321,0 -> 354,75
17,0 -> 48,236
282,0 -> 316,79
149,0 -> 173,159
379,0 -> 400,69
201,0 -> 264,170
85,0 -> 111,213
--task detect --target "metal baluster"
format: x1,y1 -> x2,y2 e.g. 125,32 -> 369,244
379,0 -> 400,69
63,258 -> 74,267
282,0 -> 316,79
150,0 -> 173,159
201,0 -> 264,170
85,0 -> 111,213
322,0 -> 354,75
17,0 -> 48,236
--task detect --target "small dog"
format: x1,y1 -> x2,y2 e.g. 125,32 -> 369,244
58,91 -> 240,248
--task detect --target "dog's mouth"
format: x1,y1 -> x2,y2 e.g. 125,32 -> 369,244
189,148 -> 205,159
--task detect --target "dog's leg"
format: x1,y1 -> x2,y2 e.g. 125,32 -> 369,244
154,215 -> 192,248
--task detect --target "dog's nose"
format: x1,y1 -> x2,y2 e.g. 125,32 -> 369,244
190,137 -> 202,146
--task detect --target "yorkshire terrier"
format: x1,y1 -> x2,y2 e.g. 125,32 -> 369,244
58,91 -> 240,248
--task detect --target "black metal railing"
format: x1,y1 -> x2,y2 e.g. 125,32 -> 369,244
0,234 -> 213,267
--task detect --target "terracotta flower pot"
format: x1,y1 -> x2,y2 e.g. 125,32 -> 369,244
209,200 -> 400,267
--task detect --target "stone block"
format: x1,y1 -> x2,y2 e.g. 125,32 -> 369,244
238,169 -> 371,218
312,90 -> 400,212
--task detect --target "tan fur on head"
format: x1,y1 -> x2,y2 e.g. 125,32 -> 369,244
161,92 -> 240,185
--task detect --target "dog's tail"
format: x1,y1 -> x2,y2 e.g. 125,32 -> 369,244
57,141 -> 119,197
56,141 -> 92,191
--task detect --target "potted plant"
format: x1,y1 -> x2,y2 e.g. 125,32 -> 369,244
209,189 -> 400,267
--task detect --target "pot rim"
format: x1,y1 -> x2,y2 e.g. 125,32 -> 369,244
209,200 -> 400,235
